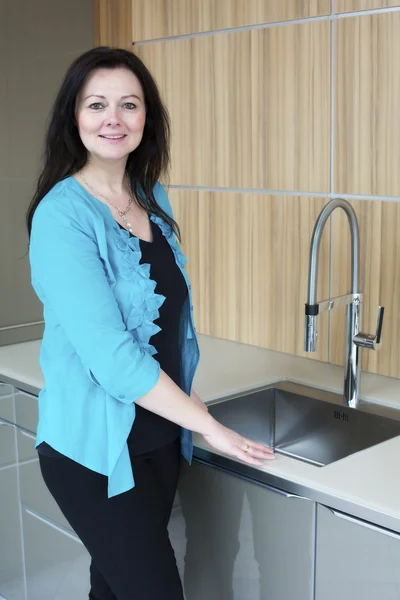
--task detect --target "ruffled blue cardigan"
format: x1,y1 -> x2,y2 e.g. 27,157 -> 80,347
29,177 -> 200,497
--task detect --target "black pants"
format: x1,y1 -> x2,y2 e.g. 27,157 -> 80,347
39,439 -> 184,600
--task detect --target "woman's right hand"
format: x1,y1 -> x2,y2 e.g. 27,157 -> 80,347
201,420 -> 275,466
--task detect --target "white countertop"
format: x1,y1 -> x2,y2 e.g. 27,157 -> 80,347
1,334 -> 400,530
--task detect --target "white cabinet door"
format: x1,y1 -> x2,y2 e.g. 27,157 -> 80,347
0,383 -> 14,422
315,504 -> 400,600
171,461 -> 315,600
0,423 -> 25,600
0,420 -> 17,468
14,390 -> 38,433
18,449 -> 72,532
22,507 -> 91,600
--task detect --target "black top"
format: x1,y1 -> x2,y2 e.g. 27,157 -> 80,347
127,218 -> 187,454
38,218 -> 187,458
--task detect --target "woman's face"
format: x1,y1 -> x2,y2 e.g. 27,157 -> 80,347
75,67 -> 146,164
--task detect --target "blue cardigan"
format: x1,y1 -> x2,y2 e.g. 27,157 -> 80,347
29,176 -> 200,497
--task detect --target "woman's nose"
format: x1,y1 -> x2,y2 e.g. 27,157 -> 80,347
104,107 -> 120,126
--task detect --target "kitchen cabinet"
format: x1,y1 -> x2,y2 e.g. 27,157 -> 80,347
0,381 -> 91,599
0,382 -> 14,422
22,506 -> 90,600
315,504 -> 400,600
0,421 -> 26,600
17,428 -> 72,532
14,390 -> 38,432
172,460 -> 315,600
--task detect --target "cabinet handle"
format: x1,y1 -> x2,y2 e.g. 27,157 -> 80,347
328,508 -> 400,540
19,429 -> 36,440
270,488 -> 311,501
257,480 -> 312,501
24,507 -> 81,543
15,389 -> 37,399
0,421 -> 15,428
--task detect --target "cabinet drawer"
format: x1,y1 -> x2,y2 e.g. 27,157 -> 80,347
22,506 -> 90,600
315,504 -> 400,600
177,461 -> 315,600
15,390 -> 38,433
19,456 -> 72,532
17,427 -> 37,462
0,420 -> 17,468
0,466 -> 25,600
0,382 -> 14,397
0,383 -> 14,422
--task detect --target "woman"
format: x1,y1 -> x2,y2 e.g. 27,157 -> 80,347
27,47 -> 274,600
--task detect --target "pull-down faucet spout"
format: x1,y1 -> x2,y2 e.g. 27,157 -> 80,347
304,198 -> 384,408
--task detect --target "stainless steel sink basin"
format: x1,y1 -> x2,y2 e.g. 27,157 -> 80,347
208,381 -> 400,466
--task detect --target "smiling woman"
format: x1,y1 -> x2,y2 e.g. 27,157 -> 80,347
25,46 -> 273,600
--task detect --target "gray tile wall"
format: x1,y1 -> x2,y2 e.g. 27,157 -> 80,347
0,0 -> 94,346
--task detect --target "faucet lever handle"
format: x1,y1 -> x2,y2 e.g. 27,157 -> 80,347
353,305 -> 385,350
375,306 -> 384,345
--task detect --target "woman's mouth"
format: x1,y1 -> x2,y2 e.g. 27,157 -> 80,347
99,134 -> 127,143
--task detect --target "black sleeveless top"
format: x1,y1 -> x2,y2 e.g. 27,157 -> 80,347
127,218 -> 187,454
38,218 -> 187,458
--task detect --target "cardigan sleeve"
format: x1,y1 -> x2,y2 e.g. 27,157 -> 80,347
29,195 -> 160,404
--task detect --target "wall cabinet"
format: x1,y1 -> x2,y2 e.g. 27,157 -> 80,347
173,461 -> 316,600
315,504 -> 400,600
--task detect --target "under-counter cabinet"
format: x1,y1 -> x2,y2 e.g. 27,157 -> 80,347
22,507 -> 90,600
315,504 -> 400,600
174,461 -> 316,600
0,420 -> 25,600
0,381 -> 91,600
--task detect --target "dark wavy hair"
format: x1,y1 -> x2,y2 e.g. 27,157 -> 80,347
26,46 -> 179,239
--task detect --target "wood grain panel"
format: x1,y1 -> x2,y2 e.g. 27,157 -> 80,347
329,199 -> 400,378
136,20 -> 330,192
335,0 -> 400,13
170,190 -> 330,361
335,12 -> 400,197
378,202 -> 400,377
132,0 -> 331,41
94,0 -> 133,49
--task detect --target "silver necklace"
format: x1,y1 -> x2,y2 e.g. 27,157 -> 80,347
78,170 -> 135,234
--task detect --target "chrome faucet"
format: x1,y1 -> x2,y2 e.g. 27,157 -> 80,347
304,198 -> 384,408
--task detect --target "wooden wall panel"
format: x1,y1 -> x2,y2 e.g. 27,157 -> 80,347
132,0 -> 331,41
335,12 -> 400,197
94,0 -> 133,49
335,0 -> 400,13
329,199 -> 400,379
378,202 -> 400,377
136,20 -> 330,192
170,190 -> 330,361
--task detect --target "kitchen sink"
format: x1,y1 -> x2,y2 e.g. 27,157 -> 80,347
207,381 -> 400,466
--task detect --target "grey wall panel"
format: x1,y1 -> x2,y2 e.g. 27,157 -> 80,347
0,0 -> 94,346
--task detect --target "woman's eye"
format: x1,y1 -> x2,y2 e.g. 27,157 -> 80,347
88,103 -> 104,110
123,102 -> 137,110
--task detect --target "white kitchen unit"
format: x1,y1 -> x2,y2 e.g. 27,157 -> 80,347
0,381 -> 91,600
1,335 -> 400,600
0,401 -> 26,600
22,507 -> 90,600
174,461 -> 315,600
315,504 -> 400,600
